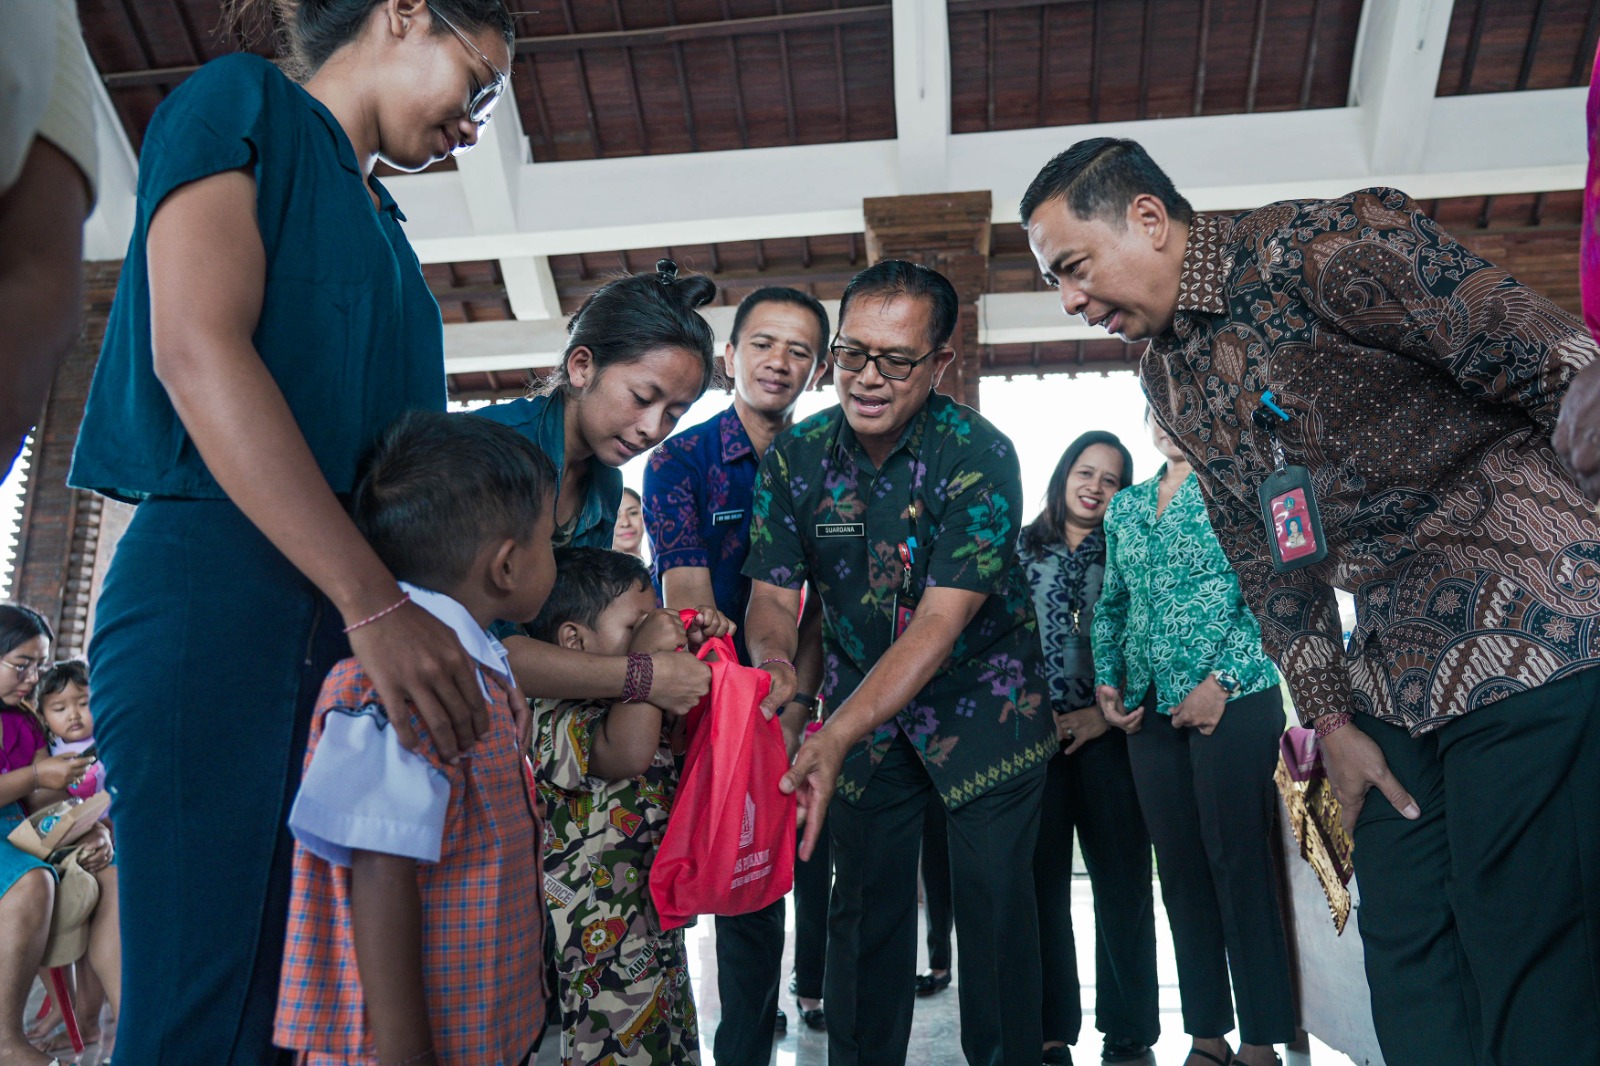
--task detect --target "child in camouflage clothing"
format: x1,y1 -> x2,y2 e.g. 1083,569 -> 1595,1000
530,547 -> 733,1066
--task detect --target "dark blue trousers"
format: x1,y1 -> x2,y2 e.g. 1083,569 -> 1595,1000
1353,668 -> 1600,1065
90,500 -> 348,1065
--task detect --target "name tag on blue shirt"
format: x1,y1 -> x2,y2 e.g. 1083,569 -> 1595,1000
816,522 -> 866,538
712,509 -> 746,526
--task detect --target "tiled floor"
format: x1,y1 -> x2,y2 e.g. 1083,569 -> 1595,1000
537,876 -> 1362,1066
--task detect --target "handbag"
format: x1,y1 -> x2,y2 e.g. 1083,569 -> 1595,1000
1278,726 -> 1324,782
649,614 -> 797,931
6,795 -> 110,966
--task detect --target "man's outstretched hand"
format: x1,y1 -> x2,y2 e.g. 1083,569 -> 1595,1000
781,727 -> 844,861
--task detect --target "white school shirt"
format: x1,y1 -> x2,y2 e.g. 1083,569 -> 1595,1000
287,584 -> 513,867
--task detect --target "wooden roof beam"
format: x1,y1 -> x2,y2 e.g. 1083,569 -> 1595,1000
99,5 -> 894,89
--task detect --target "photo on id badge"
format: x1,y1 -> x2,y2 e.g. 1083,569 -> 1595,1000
1270,489 -> 1319,563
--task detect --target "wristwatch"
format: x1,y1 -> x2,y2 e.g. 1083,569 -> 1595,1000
1210,670 -> 1241,697
788,691 -> 821,723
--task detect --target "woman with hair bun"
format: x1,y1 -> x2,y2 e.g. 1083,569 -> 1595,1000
481,261 -> 732,704
67,0 -> 529,1060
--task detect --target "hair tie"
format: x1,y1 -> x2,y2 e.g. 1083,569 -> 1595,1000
655,259 -> 678,284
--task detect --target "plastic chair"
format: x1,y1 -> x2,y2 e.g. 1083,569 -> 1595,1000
31,969 -> 86,1056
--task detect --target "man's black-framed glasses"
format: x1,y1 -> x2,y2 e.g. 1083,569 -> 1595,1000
430,3 -> 510,126
829,341 -> 942,381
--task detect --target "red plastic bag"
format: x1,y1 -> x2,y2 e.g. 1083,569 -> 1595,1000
650,613 -> 797,931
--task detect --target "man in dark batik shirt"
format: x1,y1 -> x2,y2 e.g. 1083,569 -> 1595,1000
1021,137 -> 1600,1066
742,261 -> 1055,1066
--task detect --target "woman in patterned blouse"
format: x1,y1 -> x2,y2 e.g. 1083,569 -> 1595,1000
1091,412 -> 1293,1066
1020,431 -> 1159,1066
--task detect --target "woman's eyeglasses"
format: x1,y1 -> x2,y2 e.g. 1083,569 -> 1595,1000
430,3 -> 510,126
0,659 -> 42,680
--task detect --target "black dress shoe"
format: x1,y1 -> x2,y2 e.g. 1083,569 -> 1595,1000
1101,1036 -> 1150,1062
795,1002 -> 827,1031
1042,1045 -> 1073,1065
774,1007 -> 787,1034
914,970 -> 952,996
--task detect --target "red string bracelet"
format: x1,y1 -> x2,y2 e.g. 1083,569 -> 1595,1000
1313,711 -> 1353,738
622,652 -> 654,703
343,592 -> 411,634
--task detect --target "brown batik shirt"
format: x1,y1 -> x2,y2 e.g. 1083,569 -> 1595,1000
1142,187 -> 1600,735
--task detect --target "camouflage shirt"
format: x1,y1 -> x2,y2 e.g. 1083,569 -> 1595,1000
534,697 -> 676,973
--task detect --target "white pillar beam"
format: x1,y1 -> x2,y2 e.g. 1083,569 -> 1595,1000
1348,0 -> 1455,175
391,85 -> 1582,264
81,53 -> 139,262
444,292 -> 1109,374
892,0 -> 951,195
454,94 -> 561,319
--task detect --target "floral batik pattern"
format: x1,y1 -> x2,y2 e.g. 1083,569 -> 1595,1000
643,406 -> 763,662
1144,190 -> 1600,733
743,392 -> 1056,809
1020,532 -> 1106,714
1091,471 -> 1281,715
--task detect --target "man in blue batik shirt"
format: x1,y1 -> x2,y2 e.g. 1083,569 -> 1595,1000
642,287 -> 829,1065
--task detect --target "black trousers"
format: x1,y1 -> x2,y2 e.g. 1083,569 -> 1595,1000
1351,668 -> 1600,1066
713,897 -> 785,1065
919,793 -> 954,972
1032,733 -> 1160,1047
792,822 -> 832,1000
827,732 -> 1046,1066
1125,685 -> 1295,1045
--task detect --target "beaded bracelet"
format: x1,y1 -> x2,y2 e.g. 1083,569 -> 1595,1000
1313,711 -> 1353,738
344,592 -> 411,634
622,652 -> 654,703
759,657 -> 796,673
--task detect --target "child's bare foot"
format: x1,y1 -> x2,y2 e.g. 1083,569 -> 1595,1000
21,1004 -> 57,1045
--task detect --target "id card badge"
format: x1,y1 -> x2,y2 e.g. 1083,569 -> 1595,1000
893,595 -> 916,641
892,541 -> 917,641
1258,464 -> 1328,572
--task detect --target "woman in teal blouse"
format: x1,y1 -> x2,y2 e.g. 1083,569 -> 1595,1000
478,261 -> 729,703
66,2 -> 523,1061
1091,412 -> 1294,1066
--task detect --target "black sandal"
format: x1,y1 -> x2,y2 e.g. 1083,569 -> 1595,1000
1184,1049 -> 1232,1066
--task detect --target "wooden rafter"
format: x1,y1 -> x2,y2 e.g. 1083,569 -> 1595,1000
100,4 -> 894,89
1138,0 -> 1154,119
663,1 -> 700,152
1298,0 -> 1324,110
611,1 -> 650,153
1516,0 -> 1549,92
776,1 -> 798,144
1458,0 -> 1491,94
1194,0 -> 1212,116
1245,0 -> 1269,114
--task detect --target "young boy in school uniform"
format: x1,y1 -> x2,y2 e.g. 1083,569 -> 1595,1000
274,411 -> 558,1066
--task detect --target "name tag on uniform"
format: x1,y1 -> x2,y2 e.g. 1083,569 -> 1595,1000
815,522 -> 865,538
712,509 -> 746,525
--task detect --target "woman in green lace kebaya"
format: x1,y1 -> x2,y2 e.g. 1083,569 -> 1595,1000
1091,411 -> 1294,1066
